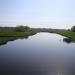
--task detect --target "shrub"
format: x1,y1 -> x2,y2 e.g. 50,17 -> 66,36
15,25 -> 30,32
71,26 -> 75,32
24,26 -> 30,31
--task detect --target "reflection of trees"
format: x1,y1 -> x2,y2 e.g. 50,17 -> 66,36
63,38 -> 72,44
0,36 -> 30,46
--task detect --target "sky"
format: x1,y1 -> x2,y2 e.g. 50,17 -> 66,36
0,0 -> 75,29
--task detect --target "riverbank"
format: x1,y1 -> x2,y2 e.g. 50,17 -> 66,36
0,29 -> 75,42
56,31 -> 75,42
0,30 -> 36,45
0,31 -> 36,37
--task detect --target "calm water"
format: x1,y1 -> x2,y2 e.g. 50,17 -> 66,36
0,32 -> 75,75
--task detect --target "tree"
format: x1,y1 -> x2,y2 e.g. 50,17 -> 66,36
24,26 -> 30,31
71,26 -> 75,32
15,25 -> 30,32
15,25 -> 26,32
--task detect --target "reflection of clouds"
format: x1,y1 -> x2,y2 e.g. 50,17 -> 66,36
1,61 -> 75,75
0,33 -> 75,75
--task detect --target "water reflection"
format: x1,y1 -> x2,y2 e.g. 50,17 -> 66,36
0,33 -> 75,75
63,38 -> 72,44
0,35 -> 34,46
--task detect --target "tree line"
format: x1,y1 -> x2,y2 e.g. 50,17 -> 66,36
0,25 -> 75,32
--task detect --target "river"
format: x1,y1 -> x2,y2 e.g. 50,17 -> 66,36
0,32 -> 75,75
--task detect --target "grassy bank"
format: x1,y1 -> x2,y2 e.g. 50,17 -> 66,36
0,37 -> 18,45
56,31 -> 75,42
0,30 -> 36,37
0,30 -> 36,45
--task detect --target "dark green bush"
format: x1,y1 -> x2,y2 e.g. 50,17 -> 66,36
15,25 -> 30,32
71,26 -> 75,32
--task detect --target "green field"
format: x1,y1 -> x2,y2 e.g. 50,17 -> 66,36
0,29 -> 75,45
56,31 -> 75,42
0,30 -> 36,37
0,30 -> 36,45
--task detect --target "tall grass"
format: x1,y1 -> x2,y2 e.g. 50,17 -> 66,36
56,31 -> 75,42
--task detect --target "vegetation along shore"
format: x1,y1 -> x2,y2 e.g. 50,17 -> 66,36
55,26 -> 75,42
0,25 -> 75,43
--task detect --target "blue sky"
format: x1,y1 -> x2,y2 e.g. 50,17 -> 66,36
0,0 -> 75,29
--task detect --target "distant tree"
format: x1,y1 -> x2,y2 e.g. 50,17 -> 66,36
15,25 -> 30,32
15,25 -> 26,32
71,26 -> 75,32
67,29 -> 70,31
24,26 -> 30,31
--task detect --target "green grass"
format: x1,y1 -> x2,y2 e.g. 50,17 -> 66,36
0,30 -> 75,45
56,31 -> 75,42
0,30 -> 36,37
0,30 -> 36,45
0,37 -> 17,45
